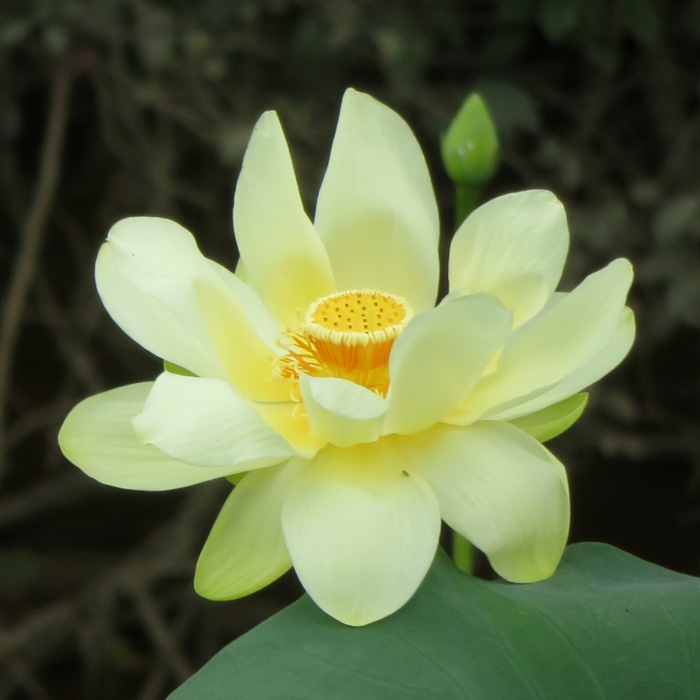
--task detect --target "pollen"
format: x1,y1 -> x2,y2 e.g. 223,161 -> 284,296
276,290 -> 414,396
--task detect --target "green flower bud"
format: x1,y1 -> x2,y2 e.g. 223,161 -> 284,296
441,93 -> 499,186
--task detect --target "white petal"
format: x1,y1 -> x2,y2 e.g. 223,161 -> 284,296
384,293 -> 512,435
458,259 -> 633,423
299,375 -> 387,447
132,373 -> 294,470
96,217 -> 282,400
195,460 -> 307,599
281,440 -> 441,626
58,383 -> 238,490
233,111 -> 336,327
315,89 -> 440,312
449,190 -> 569,325
401,422 -> 570,581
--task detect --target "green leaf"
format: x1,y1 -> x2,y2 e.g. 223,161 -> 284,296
509,392 -> 588,442
170,544 -> 700,699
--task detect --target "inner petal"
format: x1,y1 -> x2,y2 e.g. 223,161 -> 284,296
277,289 -> 414,396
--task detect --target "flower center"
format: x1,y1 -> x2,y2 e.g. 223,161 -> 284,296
276,289 -> 414,396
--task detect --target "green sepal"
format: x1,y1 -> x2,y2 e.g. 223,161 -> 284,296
226,472 -> 246,486
163,361 -> 196,377
509,392 -> 588,442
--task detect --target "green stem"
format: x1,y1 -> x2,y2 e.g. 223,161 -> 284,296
452,531 -> 473,574
455,183 -> 481,228
450,182 -> 482,575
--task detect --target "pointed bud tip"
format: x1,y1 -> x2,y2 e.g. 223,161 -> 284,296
441,93 -> 500,186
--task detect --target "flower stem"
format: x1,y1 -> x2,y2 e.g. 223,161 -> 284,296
452,531 -> 473,574
455,183 -> 480,228
451,179 -> 483,576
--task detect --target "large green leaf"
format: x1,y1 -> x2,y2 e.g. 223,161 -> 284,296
171,544 -> 700,699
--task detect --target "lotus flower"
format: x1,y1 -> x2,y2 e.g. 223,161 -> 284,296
59,89 -> 634,626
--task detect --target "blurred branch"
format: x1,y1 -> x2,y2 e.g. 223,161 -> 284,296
0,473 -> 89,530
127,580 -> 193,683
0,484 -> 223,698
0,62 -> 74,482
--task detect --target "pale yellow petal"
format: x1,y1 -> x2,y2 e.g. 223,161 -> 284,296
299,375 -> 387,447
233,111 -> 336,327
384,293 -> 512,435
400,422 -> 569,582
195,460 -> 307,599
456,259 -> 633,423
449,190 -> 569,326
59,383 -> 239,490
193,276 -> 289,402
133,373 -> 295,471
491,307 -> 635,421
508,393 -> 588,442
96,217 -> 282,402
96,218 -> 219,378
251,401 -> 326,458
315,89 -> 439,312
281,440 -> 441,625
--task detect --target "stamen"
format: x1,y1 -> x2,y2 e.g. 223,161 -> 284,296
276,290 -> 413,396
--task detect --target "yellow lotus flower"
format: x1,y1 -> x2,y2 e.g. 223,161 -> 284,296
58,89 -> 634,626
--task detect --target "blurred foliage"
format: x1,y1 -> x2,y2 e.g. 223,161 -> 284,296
1,0 -> 700,697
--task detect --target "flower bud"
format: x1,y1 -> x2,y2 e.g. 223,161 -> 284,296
441,93 -> 499,186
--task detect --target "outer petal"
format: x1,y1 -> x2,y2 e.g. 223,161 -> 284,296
281,441 -> 441,626
132,373 -> 295,470
383,293 -> 512,435
490,308 -> 635,421
509,393 -> 588,442
449,190 -> 569,326
96,217 -> 282,400
455,259 -> 633,424
315,89 -> 439,312
195,459 -> 307,599
299,375 -> 387,448
233,111 -> 336,327
399,422 -> 570,582
58,383 -> 239,490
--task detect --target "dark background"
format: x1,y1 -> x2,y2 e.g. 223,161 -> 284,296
1,0 -> 700,697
